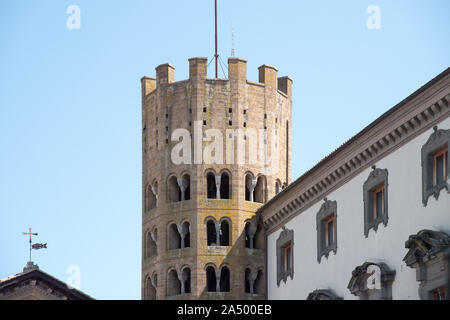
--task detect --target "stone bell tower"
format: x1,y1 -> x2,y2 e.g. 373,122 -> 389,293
141,57 -> 292,300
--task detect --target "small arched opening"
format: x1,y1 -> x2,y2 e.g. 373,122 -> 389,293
206,266 -> 217,292
167,269 -> 181,296
207,220 -> 217,246
219,219 -> 230,246
206,172 -> 217,199
182,221 -> 190,248
168,224 -> 181,250
219,267 -> 230,292
168,176 -> 181,203
220,171 -> 231,199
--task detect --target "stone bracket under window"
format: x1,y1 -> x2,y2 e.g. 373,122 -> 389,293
316,198 -> 337,263
306,289 -> 343,300
363,166 -> 389,238
403,229 -> 450,300
347,262 -> 396,300
276,226 -> 294,286
421,126 -> 450,206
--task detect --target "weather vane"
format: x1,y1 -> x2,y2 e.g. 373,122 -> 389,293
23,227 -> 47,262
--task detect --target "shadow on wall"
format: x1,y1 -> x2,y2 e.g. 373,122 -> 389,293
198,215 -> 266,300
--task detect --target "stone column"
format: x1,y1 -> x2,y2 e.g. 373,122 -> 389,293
177,178 -> 189,201
179,271 -> 186,294
215,222 -> 221,246
151,185 -> 158,206
177,224 -> 185,249
247,221 -> 257,249
216,269 -> 221,292
215,174 -> 221,199
246,178 -> 257,202
249,270 -> 258,294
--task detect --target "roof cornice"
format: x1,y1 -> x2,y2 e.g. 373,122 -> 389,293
259,68 -> 450,234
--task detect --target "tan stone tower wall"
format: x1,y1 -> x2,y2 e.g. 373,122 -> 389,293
141,57 -> 292,300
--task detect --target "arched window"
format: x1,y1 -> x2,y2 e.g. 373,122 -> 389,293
253,270 -> 263,295
254,175 -> 266,203
168,224 -> 181,250
244,268 -> 251,293
182,268 -> 191,294
145,275 -> 156,300
275,180 -> 281,195
207,220 -> 217,246
182,174 -> 191,201
220,172 -> 231,199
146,183 -> 157,211
168,176 -> 181,203
219,267 -> 230,292
206,266 -> 217,292
219,219 -> 230,246
182,222 -> 190,248
206,172 -> 217,199
146,229 -> 157,257
167,269 -> 181,296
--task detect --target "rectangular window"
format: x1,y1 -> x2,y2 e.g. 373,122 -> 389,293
433,147 -> 448,186
433,287 -> 446,300
229,108 -> 232,113
325,216 -> 334,248
373,185 -> 384,220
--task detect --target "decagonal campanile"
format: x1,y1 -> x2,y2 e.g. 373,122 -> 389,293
141,57 -> 292,300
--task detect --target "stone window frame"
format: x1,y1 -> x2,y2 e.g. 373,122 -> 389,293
276,226 -> 294,286
347,262 -> 396,300
306,289 -> 343,300
316,198 -> 337,263
421,126 -> 450,206
363,166 -> 389,238
403,229 -> 450,300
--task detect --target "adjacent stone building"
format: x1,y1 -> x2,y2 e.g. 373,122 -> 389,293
141,57 -> 292,299
0,262 -> 93,300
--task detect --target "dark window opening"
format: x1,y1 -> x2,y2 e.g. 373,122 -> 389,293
220,173 -> 230,199
206,266 -> 217,292
207,221 -> 217,246
219,220 -> 230,246
219,267 -> 230,292
169,224 -> 181,250
207,173 -> 217,199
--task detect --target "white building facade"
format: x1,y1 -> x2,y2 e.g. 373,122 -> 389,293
259,68 -> 450,300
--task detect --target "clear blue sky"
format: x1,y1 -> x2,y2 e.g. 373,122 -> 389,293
0,0 -> 448,300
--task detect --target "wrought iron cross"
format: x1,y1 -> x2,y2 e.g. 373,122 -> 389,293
23,227 -> 38,262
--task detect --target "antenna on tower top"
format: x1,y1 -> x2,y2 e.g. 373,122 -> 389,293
231,23 -> 235,58
214,0 -> 219,78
